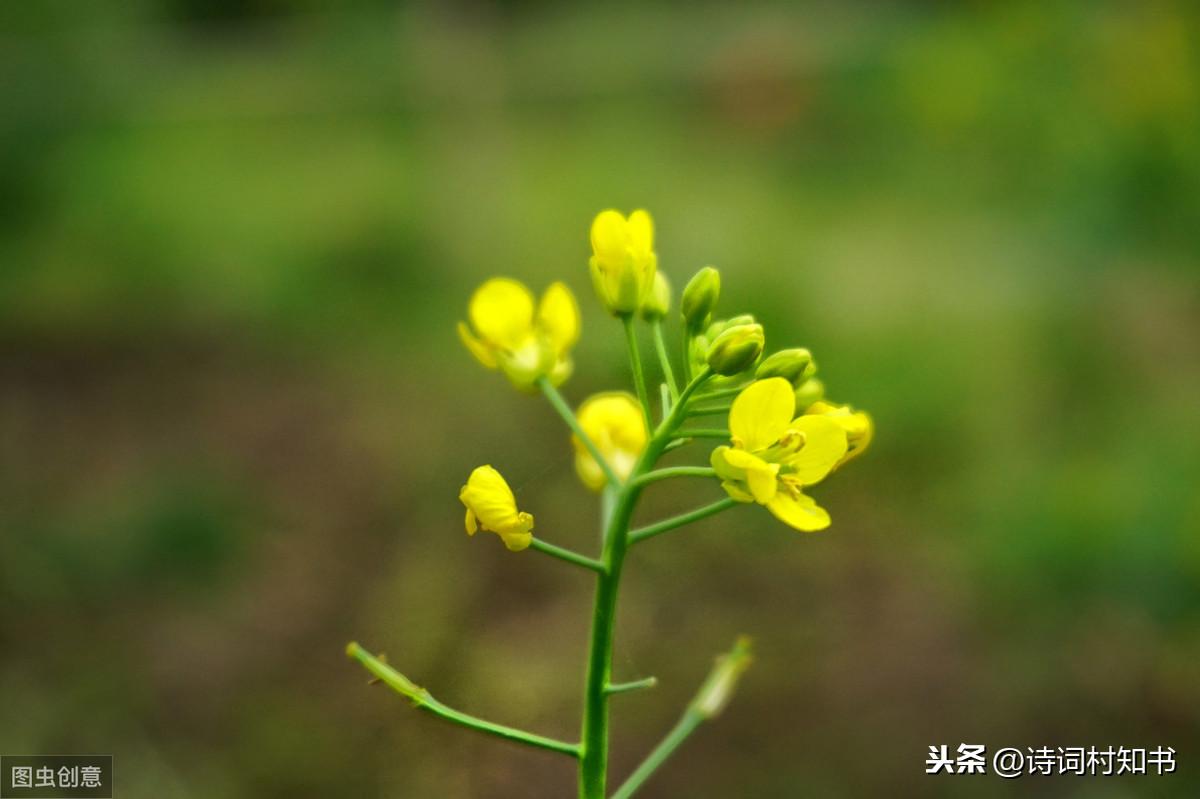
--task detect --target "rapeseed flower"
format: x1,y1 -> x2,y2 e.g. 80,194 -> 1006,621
458,277 -> 579,389
710,378 -> 847,531
589,209 -> 657,315
572,392 -> 646,490
460,465 -> 534,551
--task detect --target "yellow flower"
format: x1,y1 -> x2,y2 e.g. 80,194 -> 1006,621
572,392 -> 647,490
710,378 -> 848,532
458,277 -> 580,389
589,209 -> 657,315
459,465 -> 534,551
805,400 -> 873,469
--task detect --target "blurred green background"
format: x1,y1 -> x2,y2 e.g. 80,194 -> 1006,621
2,1 -> 1198,797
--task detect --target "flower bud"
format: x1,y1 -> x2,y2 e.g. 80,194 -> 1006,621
755,348 -> 815,385
692,636 -> 753,719
793,377 -> 825,411
640,271 -> 671,321
706,323 -> 764,376
681,266 -> 720,331
705,314 -> 755,340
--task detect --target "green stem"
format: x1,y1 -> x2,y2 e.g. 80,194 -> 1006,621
538,377 -> 622,489
529,538 -> 606,573
346,643 -> 580,757
578,368 -> 713,798
676,428 -> 730,439
622,315 -> 653,430
605,676 -> 657,696
681,328 -> 694,382
629,498 -> 739,545
686,403 -> 732,418
695,383 -> 749,402
611,637 -> 754,799
612,712 -> 702,799
651,319 -> 680,401
633,466 -> 717,487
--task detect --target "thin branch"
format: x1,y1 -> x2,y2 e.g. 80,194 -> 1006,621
632,466 -> 717,488
675,428 -> 730,439
685,403 -> 732,418
611,638 -> 754,799
346,643 -> 581,757
651,319 -> 680,401
529,537 -> 606,573
629,497 -> 739,545
693,383 -> 749,402
537,377 -> 622,488
605,676 -> 658,696
622,315 -> 653,429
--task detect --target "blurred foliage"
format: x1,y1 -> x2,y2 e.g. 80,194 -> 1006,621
1,1 -> 1198,797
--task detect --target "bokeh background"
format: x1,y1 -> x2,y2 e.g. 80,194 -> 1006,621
2,1 -> 1198,797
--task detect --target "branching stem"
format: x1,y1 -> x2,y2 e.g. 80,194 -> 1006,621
538,377 -> 622,488
529,537 -> 605,573
346,643 -> 580,757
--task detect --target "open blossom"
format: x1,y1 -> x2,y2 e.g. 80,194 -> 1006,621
459,465 -> 534,551
458,277 -> 580,389
572,392 -> 646,490
710,378 -> 848,531
588,209 -> 657,315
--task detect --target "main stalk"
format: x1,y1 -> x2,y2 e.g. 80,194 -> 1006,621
577,370 -> 710,798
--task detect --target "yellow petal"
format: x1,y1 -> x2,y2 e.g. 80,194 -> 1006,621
572,392 -> 646,489
468,278 -> 535,351
457,321 -> 498,369
746,465 -> 778,503
627,209 -> 654,255
729,378 -> 795,452
574,451 -> 607,492
766,491 -> 831,532
464,507 -> 478,535
460,465 -> 522,533
590,210 -> 628,262
783,415 -> 848,486
806,401 -> 873,466
538,281 -> 580,354
721,448 -> 779,504
710,445 -> 744,481
499,512 -> 534,551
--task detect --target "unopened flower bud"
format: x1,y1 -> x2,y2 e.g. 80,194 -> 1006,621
793,377 -> 825,411
692,636 -> 753,719
681,266 -> 720,331
706,323 -> 764,376
755,348 -> 815,385
640,272 -> 671,321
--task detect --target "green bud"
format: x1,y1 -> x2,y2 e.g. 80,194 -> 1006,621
755,348 -> 815,384
706,323 -> 765,376
704,314 -> 755,344
692,636 -> 753,719
793,377 -> 825,411
640,271 -> 671,320
681,266 -> 720,331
